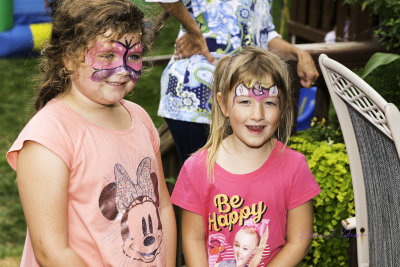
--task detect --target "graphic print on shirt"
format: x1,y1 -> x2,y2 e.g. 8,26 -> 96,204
208,194 -> 271,267
99,157 -> 162,264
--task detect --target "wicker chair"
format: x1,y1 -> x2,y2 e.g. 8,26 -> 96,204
319,54 -> 400,267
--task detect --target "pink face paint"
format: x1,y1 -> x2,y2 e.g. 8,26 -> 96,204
234,82 -> 279,105
87,39 -> 143,83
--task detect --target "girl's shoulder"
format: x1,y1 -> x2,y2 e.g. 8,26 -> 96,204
183,149 -> 208,169
121,99 -> 145,113
274,140 -> 307,163
7,99 -> 80,170
27,99 -> 79,131
121,100 -> 153,126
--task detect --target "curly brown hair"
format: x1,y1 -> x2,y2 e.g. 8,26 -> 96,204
36,0 -> 166,110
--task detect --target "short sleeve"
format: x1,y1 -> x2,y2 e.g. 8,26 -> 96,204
7,104 -> 75,171
287,154 -> 321,210
265,1 -> 281,45
171,161 -> 203,215
266,32 -> 281,46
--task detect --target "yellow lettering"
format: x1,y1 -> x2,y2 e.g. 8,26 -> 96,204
238,206 -> 251,226
211,196 -> 268,231
230,195 -> 243,209
252,202 -> 267,223
228,212 -> 239,231
217,213 -> 228,229
214,194 -> 232,213
208,212 -> 221,231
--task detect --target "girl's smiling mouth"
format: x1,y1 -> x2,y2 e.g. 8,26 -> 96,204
246,125 -> 266,133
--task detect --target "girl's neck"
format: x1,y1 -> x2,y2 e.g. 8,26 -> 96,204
215,136 -> 275,175
57,93 -> 132,131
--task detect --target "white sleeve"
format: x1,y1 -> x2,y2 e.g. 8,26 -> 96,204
266,32 -> 281,45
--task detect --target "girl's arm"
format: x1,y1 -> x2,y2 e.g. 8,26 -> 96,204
181,209 -> 208,267
266,200 -> 314,267
156,151 -> 177,267
16,141 -> 87,267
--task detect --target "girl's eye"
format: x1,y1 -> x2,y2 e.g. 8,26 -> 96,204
265,101 -> 276,106
264,97 -> 279,107
128,54 -> 141,61
237,97 -> 251,104
99,53 -> 114,60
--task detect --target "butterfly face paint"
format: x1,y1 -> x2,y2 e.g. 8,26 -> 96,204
87,38 -> 142,83
234,81 -> 279,105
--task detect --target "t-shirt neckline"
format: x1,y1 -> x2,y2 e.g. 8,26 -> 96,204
213,141 -> 282,181
50,98 -> 136,135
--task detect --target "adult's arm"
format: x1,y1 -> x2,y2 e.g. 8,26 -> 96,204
156,1 -> 216,63
181,210 -> 209,267
16,141 -> 87,267
156,151 -> 177,267
268,37 -> 319,88
266,200 -> 314,266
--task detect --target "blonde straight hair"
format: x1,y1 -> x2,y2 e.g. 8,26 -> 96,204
201,47 -> 293,181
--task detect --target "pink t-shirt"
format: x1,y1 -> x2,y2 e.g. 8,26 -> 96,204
171,142 -> 321,266
7,99 -> 166,266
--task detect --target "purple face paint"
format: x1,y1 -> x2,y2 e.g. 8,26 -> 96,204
87,39 -> 143,83
234,81 -> 279,105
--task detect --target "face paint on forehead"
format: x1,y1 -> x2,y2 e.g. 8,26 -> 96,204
234,81 -> 279,104
87,38 -> 143,83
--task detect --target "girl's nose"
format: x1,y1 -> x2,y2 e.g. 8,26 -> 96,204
250,103 -> 265,121
114,66 -> 131,76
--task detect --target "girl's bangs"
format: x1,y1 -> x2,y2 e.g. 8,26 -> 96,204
237,72 -> 273,89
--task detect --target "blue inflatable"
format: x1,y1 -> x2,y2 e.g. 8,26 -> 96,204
0,0 -> 52,57
297,86 -> 317,131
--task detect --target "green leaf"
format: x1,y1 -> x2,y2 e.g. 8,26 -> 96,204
361,2 -> 367,11
361,52 -> 400,78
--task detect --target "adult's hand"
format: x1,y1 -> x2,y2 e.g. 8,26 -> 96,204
296,50 -> 319,88
268,37 -> 319,88
159,1 -> 216,64
174,31 -> 216,64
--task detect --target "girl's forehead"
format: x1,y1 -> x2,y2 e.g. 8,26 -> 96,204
239,75 -> 274,88
89,31 -> 141,49
89,40 -> 142,53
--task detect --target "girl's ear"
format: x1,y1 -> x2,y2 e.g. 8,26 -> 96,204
63,57 -> 73,73
216,92 -> 228,117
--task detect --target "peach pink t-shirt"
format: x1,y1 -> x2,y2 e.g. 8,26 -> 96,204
7,99 -> 166,266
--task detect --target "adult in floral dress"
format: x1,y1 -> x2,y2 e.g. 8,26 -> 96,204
149,0 -> 319,162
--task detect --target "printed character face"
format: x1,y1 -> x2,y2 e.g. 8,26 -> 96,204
217,79 -> 281,149
67,31 -> 142,106
233,229 -> 259,267
122,200 -> 162,262
99,159 -> 163,264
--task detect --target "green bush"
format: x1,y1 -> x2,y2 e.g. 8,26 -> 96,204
357,56 -> 400,109
289,135 -> 355,267
297,117 -> 344,145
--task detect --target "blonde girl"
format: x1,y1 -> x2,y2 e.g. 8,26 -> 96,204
171,47 -> 320,266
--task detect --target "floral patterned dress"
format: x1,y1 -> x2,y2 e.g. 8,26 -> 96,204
158,0 -> 280,124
